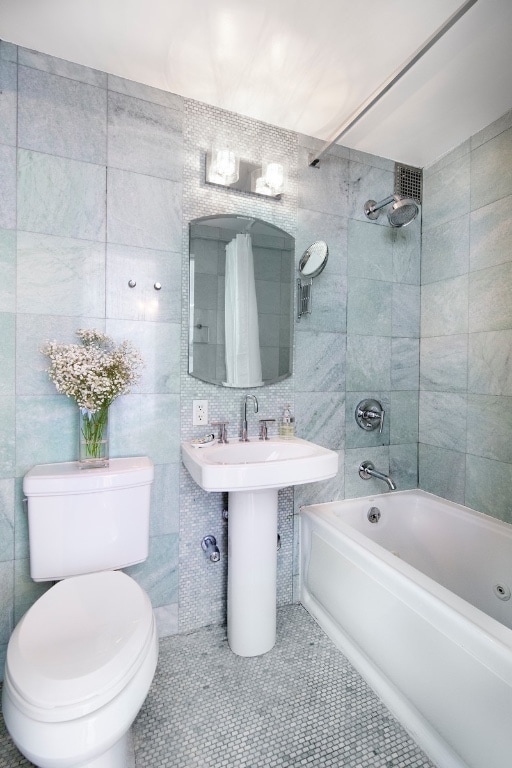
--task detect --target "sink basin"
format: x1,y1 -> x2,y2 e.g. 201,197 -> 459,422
181,436 -> 338,492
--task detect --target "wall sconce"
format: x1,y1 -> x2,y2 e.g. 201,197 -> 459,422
205,149 -> 284,199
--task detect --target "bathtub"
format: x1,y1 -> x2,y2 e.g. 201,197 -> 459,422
300,490 -> 512,768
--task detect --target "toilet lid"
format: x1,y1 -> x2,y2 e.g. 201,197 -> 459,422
7,571 -> 154,716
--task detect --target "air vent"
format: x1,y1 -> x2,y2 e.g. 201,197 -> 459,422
394,163 -> 422,203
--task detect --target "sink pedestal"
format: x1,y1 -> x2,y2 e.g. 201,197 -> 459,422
227,489 -> 278,657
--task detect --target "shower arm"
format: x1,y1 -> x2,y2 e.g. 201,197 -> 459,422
366,195 -> 396,213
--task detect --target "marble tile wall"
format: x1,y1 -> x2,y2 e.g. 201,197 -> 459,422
291,137 -> 421,592
1,38 -> 421,676
0,41 -> 184,675
420,108 -> 512,521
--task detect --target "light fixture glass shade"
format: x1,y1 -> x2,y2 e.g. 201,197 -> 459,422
207,147 -> 239,185
263,162 -> 284,195
253,174 -> 272,196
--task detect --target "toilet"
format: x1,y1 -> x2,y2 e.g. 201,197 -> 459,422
2,456 -> 159,768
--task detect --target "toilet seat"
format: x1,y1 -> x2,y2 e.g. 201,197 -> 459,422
6,570 -> 155,722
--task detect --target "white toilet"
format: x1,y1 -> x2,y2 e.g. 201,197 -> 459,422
2,456 -> 159,768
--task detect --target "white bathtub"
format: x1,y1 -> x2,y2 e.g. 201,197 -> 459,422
300,490 -> 512,768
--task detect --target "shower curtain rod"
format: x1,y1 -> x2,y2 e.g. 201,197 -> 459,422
308,0 -> 479,167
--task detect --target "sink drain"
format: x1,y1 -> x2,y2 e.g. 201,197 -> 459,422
493,583 -> 511,601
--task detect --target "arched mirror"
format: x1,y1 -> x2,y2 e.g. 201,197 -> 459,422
188,215 -> 294,388
297,240 -> 329,320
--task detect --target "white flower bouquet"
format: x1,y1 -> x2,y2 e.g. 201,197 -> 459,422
41,329 -> 143,465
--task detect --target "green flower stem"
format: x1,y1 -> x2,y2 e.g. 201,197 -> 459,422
80,406 -> 108,459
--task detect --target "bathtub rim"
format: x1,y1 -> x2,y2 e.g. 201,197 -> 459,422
301,488 -> 512,541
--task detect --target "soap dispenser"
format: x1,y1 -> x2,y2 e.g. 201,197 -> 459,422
279,404 -> 295,439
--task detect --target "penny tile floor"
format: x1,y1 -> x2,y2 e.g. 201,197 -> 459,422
0,605 -> 437,768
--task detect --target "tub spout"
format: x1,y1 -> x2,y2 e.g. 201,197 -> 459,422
359,460 -> 396,491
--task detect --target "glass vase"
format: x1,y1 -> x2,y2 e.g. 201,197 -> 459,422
78,406 -> 109,469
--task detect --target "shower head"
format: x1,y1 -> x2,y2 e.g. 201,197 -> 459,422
364,194 -> 419,228
387,196 -> 419,227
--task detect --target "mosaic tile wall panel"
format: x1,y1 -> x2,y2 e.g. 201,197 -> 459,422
179,99 -> 297,632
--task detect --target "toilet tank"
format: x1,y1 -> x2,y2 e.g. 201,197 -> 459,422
23,457 -> 154,581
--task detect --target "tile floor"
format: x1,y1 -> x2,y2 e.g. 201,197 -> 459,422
0,605 -> 437,767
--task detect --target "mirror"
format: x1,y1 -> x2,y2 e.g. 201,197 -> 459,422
299,240 -> 328,278
297,241 -> 329,320
189,215 -> 294,388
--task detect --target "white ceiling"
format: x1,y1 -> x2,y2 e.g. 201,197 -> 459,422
1,0 -> 511,167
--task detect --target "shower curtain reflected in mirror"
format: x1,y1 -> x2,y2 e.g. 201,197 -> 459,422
224,233 -> 263,387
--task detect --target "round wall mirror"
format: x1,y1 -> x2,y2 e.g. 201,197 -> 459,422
298,240 -> 329,278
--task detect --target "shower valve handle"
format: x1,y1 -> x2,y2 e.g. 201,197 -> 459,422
355,399 -> 385,433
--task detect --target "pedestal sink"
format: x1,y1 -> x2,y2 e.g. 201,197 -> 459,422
181,436 -> 338,657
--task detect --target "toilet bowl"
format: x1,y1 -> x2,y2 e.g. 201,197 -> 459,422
2,457 -> 158,768
2,570 -> 159,768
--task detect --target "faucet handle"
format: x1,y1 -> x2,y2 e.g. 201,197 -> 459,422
259,419 -> 276,440
355,399 -> 385,434
211,421 -> 229,443
369,408 -> 386,433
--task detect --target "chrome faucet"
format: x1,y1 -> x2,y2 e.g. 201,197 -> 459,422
359,460 -> 396,491
241,394 -> 258,441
